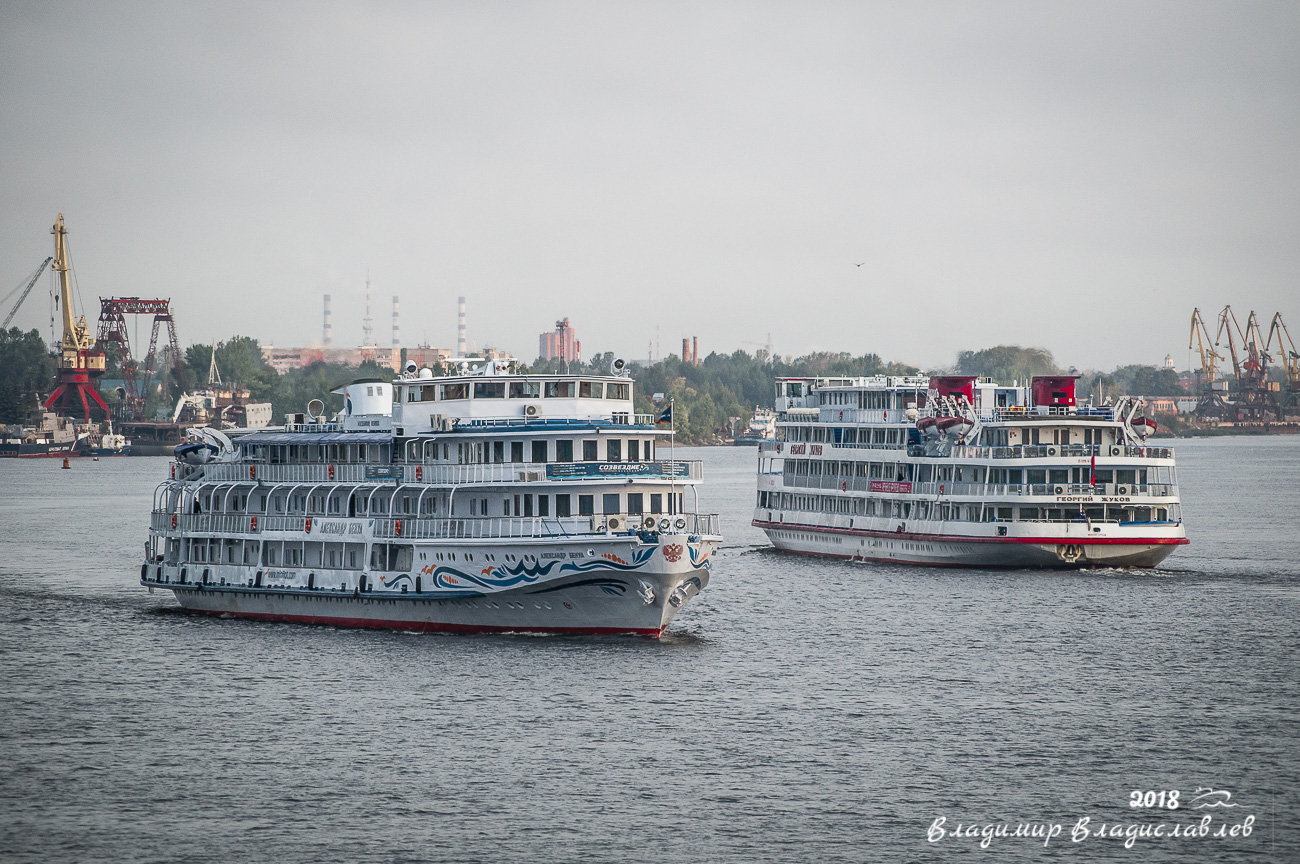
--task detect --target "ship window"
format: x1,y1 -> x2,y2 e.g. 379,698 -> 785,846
579,381 -> 604,398
509,381 -> 540,398
583,440 -> 597,461
578,495 -> 594,516
538,495 -> 549,517
440,383 -> 468,400
1049,469 -> 1068,484
493,441 -> 504,463
511,441 -> 524,463
545,381 -> 575,398
532,440 -> 548,463
556,494 -> 571,517
1027,469 -> 1046,484
556,440 -> 573,462
650,494 -> 663,514
628,440 -> 640,461
603,493 -> 620,514
607,382 -> 629,400
523,495 -> 533,517
628,494 -> 644,514
1117,469 -> 1136,484
473,381 -> 505,399
607,440 -> 622,461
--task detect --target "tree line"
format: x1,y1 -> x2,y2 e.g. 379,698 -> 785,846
0,329 -> 1197,437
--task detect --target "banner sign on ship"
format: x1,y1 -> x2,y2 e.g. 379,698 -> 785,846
546,462 -> 688,479
870,480 -> 912,493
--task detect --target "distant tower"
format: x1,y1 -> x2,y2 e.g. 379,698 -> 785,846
692,336 -> 699,366
392,295 -> 400,348
323,294 -> 332,346
457,296 -> 467,357
682,338 -> 690,362
362,272 -> 374,346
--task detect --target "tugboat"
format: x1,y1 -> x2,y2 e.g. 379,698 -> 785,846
0,412 -> 88,458
142,359 -> 722,636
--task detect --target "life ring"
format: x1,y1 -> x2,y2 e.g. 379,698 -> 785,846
250,515 -> 257,531
415,465 -> 422,481
939,483 -> 944,494
249,465 -> 255,479
776,443 -> 782,453
170,464 -> 175,479
395,519 -> 402,536
839,410 -> 843,420
305,517 -> 312,533
328,463 -> 335,480
170,513 -> 177,529
841,481 -> 846,491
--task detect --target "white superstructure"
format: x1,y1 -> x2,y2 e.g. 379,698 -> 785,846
753,374 -> 1187,567
142,361 -> 720,636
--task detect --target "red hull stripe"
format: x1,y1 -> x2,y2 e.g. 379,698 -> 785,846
752,519 -> 1189,546
185,607 -> 664,638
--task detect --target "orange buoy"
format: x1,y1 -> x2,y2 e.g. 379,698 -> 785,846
62,457 -> 71,469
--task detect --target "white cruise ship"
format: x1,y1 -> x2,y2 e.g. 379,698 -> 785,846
752,374 -> 1187,567
142,359 -> 720,636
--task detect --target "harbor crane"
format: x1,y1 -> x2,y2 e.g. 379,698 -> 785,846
1189,307 -> 1230,419
1215,305 -> 1277,421
44,214 -> 109,421
95,296 -> 184,421
1265,312 -> 1299,410
1,256 -> 53,329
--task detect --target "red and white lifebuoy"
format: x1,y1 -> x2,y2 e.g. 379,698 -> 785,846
170,464 -> 175,479
250,515 -> 257,531
305,517 -> 312,533
939,483 -> 945,494
415,465 -> 422,481
170,513 -> 177,528
395,519 -> 402,536
249,465 -> 255,479
328,463 -> 335,480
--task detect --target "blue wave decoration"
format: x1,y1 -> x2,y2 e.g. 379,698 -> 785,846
688,545 -> 712,569
433,547 -> 656,592
380,573 -> 413,589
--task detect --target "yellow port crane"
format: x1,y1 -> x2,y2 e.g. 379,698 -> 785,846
44,214 -> 109,420
1265,312 -> 1299,400
1188,307 -> 1222,386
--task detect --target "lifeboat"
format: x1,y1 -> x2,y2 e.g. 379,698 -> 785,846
915,416 -> 938,433
935,416 -> 971,433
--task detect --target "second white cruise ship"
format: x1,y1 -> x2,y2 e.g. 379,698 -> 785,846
753,374 -> 1187,568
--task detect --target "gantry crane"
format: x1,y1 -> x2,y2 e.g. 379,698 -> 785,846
43,214 -> 109,421
1265,312 -> 1299,411
1215,305 -> 1278,421
1189,308 -> 1231,419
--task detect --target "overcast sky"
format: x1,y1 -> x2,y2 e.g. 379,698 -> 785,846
3,1 -> 1297,372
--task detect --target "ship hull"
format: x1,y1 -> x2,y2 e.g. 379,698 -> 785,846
0,439 -> 83,457
146,565 -> 710,637
756,520 -> 1185,569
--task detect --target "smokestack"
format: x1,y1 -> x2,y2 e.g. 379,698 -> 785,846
323,294 -> 332,346
692,336 -> 699,366
391,295 -> 400,348
458,296 -> 467,357
362,272 -> 374,346
682,338 -> 690,362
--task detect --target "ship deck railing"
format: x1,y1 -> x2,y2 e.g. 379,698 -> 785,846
150,510 -> 721,539
761,441 -> 1173,460
180,459 -> 703,485
777,476 -> 1177,498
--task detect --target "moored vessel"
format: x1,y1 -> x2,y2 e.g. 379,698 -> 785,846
753,374 -> 1187,568
142,360 -> 721,636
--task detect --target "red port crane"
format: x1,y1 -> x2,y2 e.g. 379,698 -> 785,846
43,214 -> 109,421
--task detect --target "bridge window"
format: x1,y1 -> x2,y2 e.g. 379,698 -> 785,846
474,382 -> 505,399
509,381 -> 540,398
545,381 -> 575,398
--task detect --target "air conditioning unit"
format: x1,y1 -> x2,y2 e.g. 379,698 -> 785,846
1116,485 -> 1129,495
524,403 -> 543,418
1053,485 -> 1065,495
641,516 -> 657,530
1046,446 -> 1058,456
606,515 -> 625,532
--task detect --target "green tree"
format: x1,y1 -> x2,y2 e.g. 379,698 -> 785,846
956,346 -> 1060,383
0,328 -> 55,423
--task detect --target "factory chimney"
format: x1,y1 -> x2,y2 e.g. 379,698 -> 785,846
391,295 -> 400,348
362,272 -> 374,346
323,294 -> 332,346
692,336 -> 699,366
457,296 -> 467,357
682,338 -> 690,363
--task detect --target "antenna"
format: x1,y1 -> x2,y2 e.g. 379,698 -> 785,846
457,296 -> 467,357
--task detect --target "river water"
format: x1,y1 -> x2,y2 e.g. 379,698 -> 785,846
1,438 -> 1295,863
